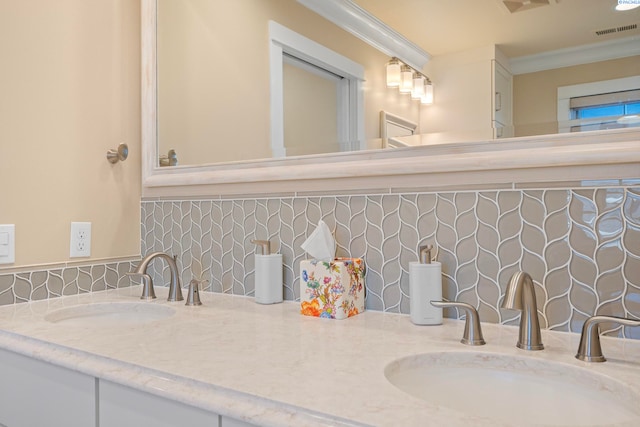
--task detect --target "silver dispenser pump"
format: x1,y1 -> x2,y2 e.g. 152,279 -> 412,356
419,244 -> 434,264
251,239 -> 271,255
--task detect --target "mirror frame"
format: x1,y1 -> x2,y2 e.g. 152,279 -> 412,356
142,0 -> 640,196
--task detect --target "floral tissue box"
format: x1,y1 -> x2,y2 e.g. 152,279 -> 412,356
300,258 -> 365,319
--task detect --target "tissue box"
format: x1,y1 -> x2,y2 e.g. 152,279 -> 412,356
300,258 -> 365,319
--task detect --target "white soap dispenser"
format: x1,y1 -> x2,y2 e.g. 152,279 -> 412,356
251,239 -> 283,304
409,244 -> 443,325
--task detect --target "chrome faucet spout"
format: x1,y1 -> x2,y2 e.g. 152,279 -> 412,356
501,271 -> 544,351
131,252 -> 183,302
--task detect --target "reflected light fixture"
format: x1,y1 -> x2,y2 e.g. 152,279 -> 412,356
386,57 -> 433,105
411,73 -> 425,100
386,58 -> 401,87
422,81 -> 434,105
399,65 -> 413,93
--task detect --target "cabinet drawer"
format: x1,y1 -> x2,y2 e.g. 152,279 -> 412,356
99,379 -> 219,427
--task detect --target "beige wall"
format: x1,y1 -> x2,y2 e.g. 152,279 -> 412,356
418,45 -> 497,143
513,56 -> 640,136
0,0 -> 141,267
157,0 -> 420,164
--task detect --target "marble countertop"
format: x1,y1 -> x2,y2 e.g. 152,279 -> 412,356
0,286 -> 639,427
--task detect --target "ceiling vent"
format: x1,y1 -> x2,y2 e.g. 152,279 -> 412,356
595,23 -> 638,36
496,0 -> 557,14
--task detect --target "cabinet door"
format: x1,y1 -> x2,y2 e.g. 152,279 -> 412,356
99,379 -> 220,427
0,348 -> 96,427
221,416 -> 258,427
492,60 -> 513,138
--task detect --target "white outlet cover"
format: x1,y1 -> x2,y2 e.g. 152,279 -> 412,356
70,222 -> 91,258
0,224 -> 15,264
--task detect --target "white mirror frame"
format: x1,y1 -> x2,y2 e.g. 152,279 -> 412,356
142,0 -> 640,197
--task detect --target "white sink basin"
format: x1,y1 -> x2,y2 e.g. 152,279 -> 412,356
384,352 -> 640,426
45,302 -> 175,326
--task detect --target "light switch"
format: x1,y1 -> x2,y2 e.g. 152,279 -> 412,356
0,225 -> 15,264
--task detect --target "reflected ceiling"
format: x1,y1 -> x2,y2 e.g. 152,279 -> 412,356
353,0 -> 640,58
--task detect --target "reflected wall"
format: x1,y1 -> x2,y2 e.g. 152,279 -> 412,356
514,56 -> 640,137
157,0 -> 420,165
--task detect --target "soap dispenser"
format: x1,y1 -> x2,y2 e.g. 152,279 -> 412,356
409,244 -> 443,325
251,239 -> 283,304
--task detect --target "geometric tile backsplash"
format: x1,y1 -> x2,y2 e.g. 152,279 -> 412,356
0,260 -> 136,306
142,187 -> 640,339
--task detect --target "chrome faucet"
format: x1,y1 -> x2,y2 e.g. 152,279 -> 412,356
128,252 -> 183,302
501,271 -> 544,350
431,301 -> 486,345
576,315 -> 640,362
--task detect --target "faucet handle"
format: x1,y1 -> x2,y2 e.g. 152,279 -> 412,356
576,315 -> 640,362
430,301 -> 486,346
126,272 -> 156,300
185,279 -> 207,306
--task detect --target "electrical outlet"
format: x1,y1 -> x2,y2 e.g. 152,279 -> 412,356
70,222 -> 91,258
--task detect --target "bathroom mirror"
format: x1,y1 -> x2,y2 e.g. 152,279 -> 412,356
143,0 -> 639,192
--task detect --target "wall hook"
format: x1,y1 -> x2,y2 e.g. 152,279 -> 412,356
107,143 -> 129,164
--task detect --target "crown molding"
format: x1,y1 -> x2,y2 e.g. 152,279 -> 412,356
510,36 -> 640,75
296,0 -> 431,70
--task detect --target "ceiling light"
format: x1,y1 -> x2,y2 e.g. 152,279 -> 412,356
615,2 -> 640,11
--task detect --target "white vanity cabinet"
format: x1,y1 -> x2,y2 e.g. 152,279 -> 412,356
0,348 -> 95,427
0,347 -> 259,427
99,380 -> 220,427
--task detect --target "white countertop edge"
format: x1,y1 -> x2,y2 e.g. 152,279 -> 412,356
0,329 -> 368,427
